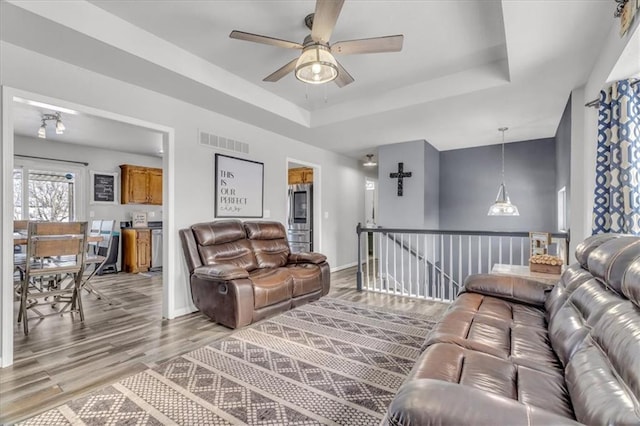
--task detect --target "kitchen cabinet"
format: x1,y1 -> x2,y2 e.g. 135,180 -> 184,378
120,164 -> 163,205
122,228 -> 151,273
288,167 -> 313,184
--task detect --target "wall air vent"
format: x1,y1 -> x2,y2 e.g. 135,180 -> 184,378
199,130 -> 249,154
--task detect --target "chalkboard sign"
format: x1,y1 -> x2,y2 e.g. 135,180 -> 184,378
90,171 -> 118,205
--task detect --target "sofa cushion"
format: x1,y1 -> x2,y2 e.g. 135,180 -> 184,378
285,264 -> 323,297
587,237 -> 640,294
545,264 -> 594,323
198,239 -> 258,272
575,233 -> 622,268
450,292 -> 547,328
548,278 -> 625,366
245,221 -> 290,268
564,298 -> 640,425
250,268 -> 293,309
192,220 -> 246,245
410,343 -> 574,419
622,257 -> 640,307
425,294 -> 562,374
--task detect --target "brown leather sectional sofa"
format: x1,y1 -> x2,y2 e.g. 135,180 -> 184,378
180,220 -> 330,328
387,234 -> 640,425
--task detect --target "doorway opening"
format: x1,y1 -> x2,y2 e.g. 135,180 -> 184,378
2,87 -> 175,367
286,158 -> 321,254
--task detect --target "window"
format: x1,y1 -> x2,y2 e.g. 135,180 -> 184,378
13,160 -> 84,221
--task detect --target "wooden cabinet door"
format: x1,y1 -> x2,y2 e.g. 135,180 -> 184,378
128,167 -> 149,204
147,168 -> 163,205
303,168 -> 313,183
288,169 -> 303,185
136,230 -> 151,271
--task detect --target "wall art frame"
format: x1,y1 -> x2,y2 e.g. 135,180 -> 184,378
214,153 -> 264,218
90,170 -> 118,205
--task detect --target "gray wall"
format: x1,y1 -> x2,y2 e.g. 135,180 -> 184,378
14,135 -> 163,223
378,140 -> 439,228
439,138 -> 557,232
555,95 -> 572,232
424,142 -> 440,229
378,141 -> 425,228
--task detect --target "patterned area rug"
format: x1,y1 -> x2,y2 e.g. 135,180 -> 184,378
20,298 -> 439,425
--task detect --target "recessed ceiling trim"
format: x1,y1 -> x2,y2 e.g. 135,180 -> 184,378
13,96 -> 79,115
6,0 -> 311,128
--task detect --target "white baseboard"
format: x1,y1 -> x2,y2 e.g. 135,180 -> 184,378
170,305 -> 198,318
331,262 -> 357,273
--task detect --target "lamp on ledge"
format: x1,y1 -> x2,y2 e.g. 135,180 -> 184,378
488,127 -> 520,216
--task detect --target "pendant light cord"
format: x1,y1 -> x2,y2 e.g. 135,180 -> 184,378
499,127 -> 508,183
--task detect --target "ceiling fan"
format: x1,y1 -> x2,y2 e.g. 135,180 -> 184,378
229,0 -> 404,87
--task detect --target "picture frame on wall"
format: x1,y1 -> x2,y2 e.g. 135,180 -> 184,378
530,231 -> 551,257
90,171 -> 118,205
214,153 -> 264,218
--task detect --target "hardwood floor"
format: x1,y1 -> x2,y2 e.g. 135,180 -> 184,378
0,267 -> 448,424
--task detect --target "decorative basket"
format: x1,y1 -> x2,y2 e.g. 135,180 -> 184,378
529,262 -> 562,275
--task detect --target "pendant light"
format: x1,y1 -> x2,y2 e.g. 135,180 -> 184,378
363,154 -> 377,167
488,127 -> 519,216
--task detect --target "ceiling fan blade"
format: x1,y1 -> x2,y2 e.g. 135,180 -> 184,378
334,60 -> 354,88
230,30 -> 302,49
311,0 -> 345,44
263,58 -> 299,82
332,35 -> 404,55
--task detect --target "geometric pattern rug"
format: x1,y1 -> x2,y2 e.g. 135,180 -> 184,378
19,298 -> 440,425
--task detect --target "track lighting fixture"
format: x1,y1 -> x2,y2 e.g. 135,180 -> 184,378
37,112 -> 65,139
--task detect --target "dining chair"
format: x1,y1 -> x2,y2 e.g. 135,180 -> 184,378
17,221 -> 88,335
81,220 -> 116,303
13,220 -> 30,290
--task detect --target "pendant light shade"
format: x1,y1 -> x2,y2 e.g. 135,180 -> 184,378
37,121 -> 47,139
488,127 -> 519,216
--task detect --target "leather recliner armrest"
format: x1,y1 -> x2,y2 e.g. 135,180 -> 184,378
386,379 -> 582,426
288,252 -> 327,265
461,273 -> 554,307
194,264 -> 249,281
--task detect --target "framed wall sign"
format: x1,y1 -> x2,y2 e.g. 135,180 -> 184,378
90,171 -> 118,205
530,231 -> 551,257
215,154 -> 264,218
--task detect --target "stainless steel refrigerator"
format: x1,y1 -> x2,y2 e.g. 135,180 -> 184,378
287,183 -> 313,253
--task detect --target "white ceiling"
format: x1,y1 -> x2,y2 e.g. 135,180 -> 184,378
12,99 -> 164,157
2,0 -> 632,159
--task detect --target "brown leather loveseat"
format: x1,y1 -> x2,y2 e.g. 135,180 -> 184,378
180,220 -> 330,328
386,234 -> 640,425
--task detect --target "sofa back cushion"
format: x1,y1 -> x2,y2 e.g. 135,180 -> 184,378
244,221 -> 290,268
549,237 -> 640,425
191,220 -> 258,271
564,295 -> 640,425
574,233 -> 622,267
622,257 -> 640,308
544,264 -> 593,323
587,236 -> 640,294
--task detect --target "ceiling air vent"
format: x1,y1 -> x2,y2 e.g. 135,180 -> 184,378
199,130 -> 249,154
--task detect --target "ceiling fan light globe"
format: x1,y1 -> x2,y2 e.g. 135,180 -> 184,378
295,44 -> 338,84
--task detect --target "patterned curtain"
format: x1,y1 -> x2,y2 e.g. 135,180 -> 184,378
592,79 -> 640,235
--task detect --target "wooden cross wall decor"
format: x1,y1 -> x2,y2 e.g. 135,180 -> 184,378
389,162 -> 412,196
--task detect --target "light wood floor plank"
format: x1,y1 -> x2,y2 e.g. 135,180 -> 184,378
0,267 -> 447,424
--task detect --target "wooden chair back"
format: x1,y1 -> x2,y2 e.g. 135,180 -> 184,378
25,222 -> 88,273
13,220 -> 29,233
